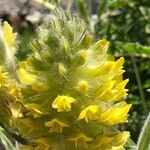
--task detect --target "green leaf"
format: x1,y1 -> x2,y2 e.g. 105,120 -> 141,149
114,42 -> 150,56
137,113 -> 150,150
0,127 -> 16,150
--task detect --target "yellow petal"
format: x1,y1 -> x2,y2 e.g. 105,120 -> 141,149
93,39 -> 110,53
95,79 -> 129,102
69,133 -> 93,148
45,118 -> 68,133
100,102 -> 131,126
3,21 -> 17,48
86,61 -> 115,77
112,57 -> 124,73
32,81 -> 49,92
52,95 -> 76,112
17,68 -> 37,85
24,103 -> 46,115
78,105 -> 101,123
95,80 -> 116,100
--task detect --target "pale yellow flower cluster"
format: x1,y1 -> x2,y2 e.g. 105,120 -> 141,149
0,19 -> 131,150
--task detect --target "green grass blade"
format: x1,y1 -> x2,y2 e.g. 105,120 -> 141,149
0,127 -> 16,150
137,113 -> 150,150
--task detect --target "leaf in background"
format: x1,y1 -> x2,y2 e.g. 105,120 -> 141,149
114,42 -> 150,56
137,113 -> 150,150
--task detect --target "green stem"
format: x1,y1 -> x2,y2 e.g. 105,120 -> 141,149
131,55 -> 148,112
137,113 -> 150,150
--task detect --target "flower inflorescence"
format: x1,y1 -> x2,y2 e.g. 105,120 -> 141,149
0,10 -> 131,150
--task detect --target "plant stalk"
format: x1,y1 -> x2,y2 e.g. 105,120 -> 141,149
131,55 -> 148,112
137,113 -> 150,150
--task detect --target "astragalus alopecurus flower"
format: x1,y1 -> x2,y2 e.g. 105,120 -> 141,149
0,10 -> 131,150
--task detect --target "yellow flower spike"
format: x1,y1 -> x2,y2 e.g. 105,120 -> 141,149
52,95 -> 76,112
69,133 -> 93,148
78,105 -> 101,123
3,21 -> 17,48
98,61 -> 115,77
100,102 -> 132,126
17,68 -> 37,85
76,80 -> 89,93
0,11 -> 131,150
45,118 -> 69,133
